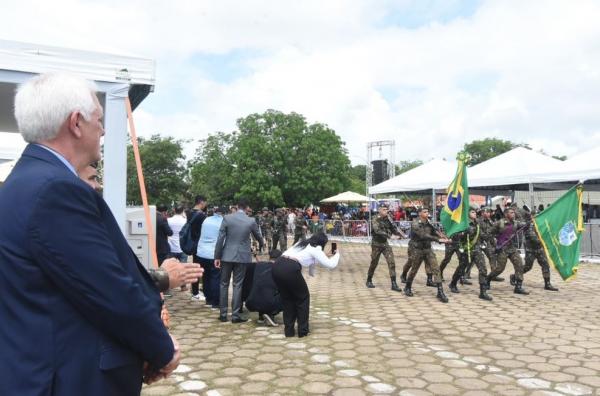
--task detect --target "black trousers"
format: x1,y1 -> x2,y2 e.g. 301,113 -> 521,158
192,254 -> 204,296
272,257 -> 310,337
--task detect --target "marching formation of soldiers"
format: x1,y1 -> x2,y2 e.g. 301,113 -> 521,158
367,204 -> 558,303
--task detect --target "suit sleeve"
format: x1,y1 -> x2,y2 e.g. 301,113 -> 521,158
28,180 -> 174,369
251,220 -> 265,249
162,217 -> 173,237
214,218 -> 227,259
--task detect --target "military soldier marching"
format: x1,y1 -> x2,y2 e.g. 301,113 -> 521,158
366,204 -> 406,292
521,210 -> 559,291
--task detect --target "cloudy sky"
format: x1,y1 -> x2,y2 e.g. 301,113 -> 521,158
2,0 -> 600,164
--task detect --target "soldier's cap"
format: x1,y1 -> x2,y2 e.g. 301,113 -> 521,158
262,207 -> 269,211
469,205 -> 479,211
482,206 -> 493,212
378,203 -> 389,209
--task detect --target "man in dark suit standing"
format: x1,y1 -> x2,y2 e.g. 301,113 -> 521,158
215,199 -> 264,323
0,73 -> 179,395
156,204 -> 173,265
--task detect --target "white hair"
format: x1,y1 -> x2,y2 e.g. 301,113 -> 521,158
14,73 -> 99,143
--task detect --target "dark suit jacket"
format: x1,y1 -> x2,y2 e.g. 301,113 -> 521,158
214,210 -> 264,263
156,213 -> 173,260
0,144 -> 174,396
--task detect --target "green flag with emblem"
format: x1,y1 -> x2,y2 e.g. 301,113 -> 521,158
440,153 -> 470,237
533,184 -> 584,281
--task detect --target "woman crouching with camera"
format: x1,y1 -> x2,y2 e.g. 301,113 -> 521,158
272,232 -> 340,338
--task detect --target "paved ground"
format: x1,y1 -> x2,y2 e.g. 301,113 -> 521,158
143,241 -> 600,396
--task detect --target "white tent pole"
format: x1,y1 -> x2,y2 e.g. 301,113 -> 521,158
528,182 -> 534,211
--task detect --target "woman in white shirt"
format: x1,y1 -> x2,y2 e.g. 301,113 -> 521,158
272,232 -> 340,338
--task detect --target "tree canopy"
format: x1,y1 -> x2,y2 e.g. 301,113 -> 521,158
462,138 -> 521,165
189,110 -> 352,208
127,135 -> 188,206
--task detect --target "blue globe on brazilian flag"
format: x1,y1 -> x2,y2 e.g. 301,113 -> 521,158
440,152 -> 470,237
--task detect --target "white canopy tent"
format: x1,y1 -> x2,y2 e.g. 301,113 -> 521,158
321,191 -> 373,203
0,40 -> 156,232
0,159 -> 16,183
368,158 -> 457,195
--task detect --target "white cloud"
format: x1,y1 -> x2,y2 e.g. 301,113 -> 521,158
2,0 -> 600,165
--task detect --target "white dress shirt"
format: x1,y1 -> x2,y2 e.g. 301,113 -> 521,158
282,244 -> 340,276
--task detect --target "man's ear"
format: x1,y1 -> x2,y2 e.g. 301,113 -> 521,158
67,112 -> 83,138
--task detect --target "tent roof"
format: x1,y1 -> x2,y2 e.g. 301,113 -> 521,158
468,147 -> 565,187
0,39 -> 155,86
321,191 -> 373,203
368,158 -> 456,194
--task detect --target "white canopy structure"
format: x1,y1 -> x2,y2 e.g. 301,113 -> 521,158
0,40 -> 156,232
368,158 -> 456,195
0,159 -> 16,183
468,147 -> 565,188
321,191 -> 373,203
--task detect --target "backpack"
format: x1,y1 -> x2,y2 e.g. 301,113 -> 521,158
179,211 -> 200,255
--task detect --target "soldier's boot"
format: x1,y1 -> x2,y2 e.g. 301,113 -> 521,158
509,274 -> 516,286
436,283 -> 449,303
514,280 -> 530,295
492,276 -> 504,282
400,271 -> 407,284
449,276 -> 460,293
484,275 -> 492,290
391,277 -> 402,292
479,284 -> 493,301
366,276 -> 375,289
404,280 -> 413,297
544,279 -> 559,291
426,274 -> 436,287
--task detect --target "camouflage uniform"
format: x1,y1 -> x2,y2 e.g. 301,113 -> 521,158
308,220 -> 324,235
293,215 -> 308,245
405,219 -> 442,284
368,215 -> 401,279
271,212 -> 288,252
523,222 -> 552,282
486,218 -> 527,288
452,219 -> 488,286
259,212 -> 273,253
439,234 -> 460,279
478,216 -> 497,272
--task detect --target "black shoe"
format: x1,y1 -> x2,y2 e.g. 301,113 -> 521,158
479,285 -> 493,301
436,284 -> 449,303
218,315 -> 227,322
391,279 -> 402,292
404,281 -> 413,297
449,283 -> 460,293
491,276 -> 504,282
366,277 -> 375,288
400,273 -> 407,284
426,274 -> 436,287
509,274 -> 516,286
544,280 -> 559,291
514,280 -> 529,295
232,317 -> 248,323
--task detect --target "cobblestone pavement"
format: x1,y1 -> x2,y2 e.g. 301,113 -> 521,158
143,241 -> 600,396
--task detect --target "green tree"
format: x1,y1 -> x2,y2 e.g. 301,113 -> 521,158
190,110 -> 352,208
395,160 -> 423,175
127,135 -> 188,206
348,164 -> 367,195
463,138 -> 526,165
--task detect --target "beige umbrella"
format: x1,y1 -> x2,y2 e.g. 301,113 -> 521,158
320,191 -> 374,203
0,159 -> 17,183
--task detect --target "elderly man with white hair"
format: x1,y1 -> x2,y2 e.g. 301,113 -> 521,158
0,73 -> 180,395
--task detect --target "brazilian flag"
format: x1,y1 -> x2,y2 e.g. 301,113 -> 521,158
440,153 -> 470,237
534,184 -> 584,281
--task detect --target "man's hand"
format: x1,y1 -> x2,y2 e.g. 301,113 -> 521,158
214,259 -> 221,269
143,334 -> 181,384
439,238 -> 451,244
160,259 -> 203,289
